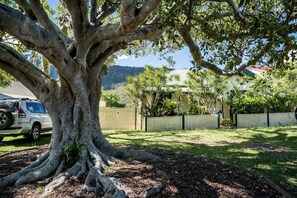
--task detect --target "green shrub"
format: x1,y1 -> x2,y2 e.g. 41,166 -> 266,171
233,96 -> 266,114
220,118 -> 234,126
186,105 -> 207,115
63,143 -> 87,166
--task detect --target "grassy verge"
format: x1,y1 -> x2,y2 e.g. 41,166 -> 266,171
104,126 -> 297,196
0,126 -> 296,195
0,134 -> 51,155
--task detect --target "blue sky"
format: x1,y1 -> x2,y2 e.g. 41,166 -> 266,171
47,0 -> 193,69
115,48 -> 193,68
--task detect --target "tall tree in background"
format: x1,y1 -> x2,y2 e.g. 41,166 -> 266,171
185,70 -> 227,114
247,63 -> 297,112
0,0 -> 296,196
126,65 -> 180,117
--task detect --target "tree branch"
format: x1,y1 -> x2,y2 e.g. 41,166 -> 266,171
63,0 -> 89,39
90,0 -> 98,24
121,0 -> 136,27
91,0 -> 160,43
0,3 -> 72,69
178,27 -> 224,75
14,0 -> 37,20
206,0 -> 249,24
27,0 -> 55,32
0,43 -> 54,99
179,24 -> 274,76
95,1 -> 119,26
62,0 -> 92,67
15,1 -> 71,46
225,0 -> 249,25
236,42 -> 273,73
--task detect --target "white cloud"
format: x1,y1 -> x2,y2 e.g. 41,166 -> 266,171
117,54 -> 130,60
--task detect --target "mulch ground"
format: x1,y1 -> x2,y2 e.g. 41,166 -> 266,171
0,146 -> 283,198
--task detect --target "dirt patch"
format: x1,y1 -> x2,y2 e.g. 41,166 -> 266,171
0,146 -> 283,198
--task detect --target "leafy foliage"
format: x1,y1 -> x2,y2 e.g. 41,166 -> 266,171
247,64 -> 297,112
125,65 -> 180,117
185,70 -> 227,114
227,63 -> 297,113
233,95 -> 267,114
220,118 -> 234,126
102,89 -> 125,107
0,69 -> 14,88
63,143 -> 87,167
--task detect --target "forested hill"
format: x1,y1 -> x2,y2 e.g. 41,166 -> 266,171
102,65 -> 144,90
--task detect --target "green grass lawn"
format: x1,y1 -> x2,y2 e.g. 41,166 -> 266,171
104,126 -> 297,195
0,126 -> 296,195
0,134 -> 51,155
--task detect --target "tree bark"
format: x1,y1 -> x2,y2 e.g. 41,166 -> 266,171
0,65 -> 159,197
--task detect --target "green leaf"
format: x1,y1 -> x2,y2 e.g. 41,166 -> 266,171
238,0 -> 245,8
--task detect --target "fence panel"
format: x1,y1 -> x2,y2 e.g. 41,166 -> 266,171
99,108 -> 141,130
237,113 -> 267,128
185,115 -> 218,129
269,112 -> 297,127
146,116 -> 183,131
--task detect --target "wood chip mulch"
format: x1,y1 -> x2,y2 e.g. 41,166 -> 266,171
0,146 -> 283,198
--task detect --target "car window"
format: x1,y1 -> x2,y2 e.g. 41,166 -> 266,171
26,102 -> 46,113
36,103 -> 46,113
26,102 -> 38,113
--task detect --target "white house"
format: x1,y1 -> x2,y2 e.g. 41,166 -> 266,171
0,81 -> 36,99
165,66 -> 268,116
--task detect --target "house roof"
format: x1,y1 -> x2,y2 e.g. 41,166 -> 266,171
166,66 -> 269,93
0,81 -> 36,99
243,66 -> 269,77
167,69 -> 189,86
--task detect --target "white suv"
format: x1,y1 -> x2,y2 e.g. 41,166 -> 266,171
0,98 -> 52,142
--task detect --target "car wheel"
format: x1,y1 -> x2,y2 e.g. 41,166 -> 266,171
29,124 -> 41,141
0,111 -> 14,130
0,137 -> 3,142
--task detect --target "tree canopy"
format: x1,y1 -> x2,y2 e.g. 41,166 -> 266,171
226,63 -> 297,113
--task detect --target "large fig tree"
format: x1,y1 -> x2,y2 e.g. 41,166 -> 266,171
0,0 -> 296,197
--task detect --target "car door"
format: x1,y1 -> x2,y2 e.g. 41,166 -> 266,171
35,103 -> 52,129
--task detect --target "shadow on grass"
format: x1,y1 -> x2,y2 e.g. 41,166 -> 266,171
106,127 -> 297,196
0,134 -> 51,148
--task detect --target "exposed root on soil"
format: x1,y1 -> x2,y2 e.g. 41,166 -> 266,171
0,152 -> 53,188
41,149 -> 127,198
0,144 -> 160,197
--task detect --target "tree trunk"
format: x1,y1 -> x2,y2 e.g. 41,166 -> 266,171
0,70 -> 157,197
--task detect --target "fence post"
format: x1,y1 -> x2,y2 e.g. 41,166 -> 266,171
144,116 -> 148,132
267,106 -> 270,127
217,112 -> 221,129
182,114 -> 185,130
234,112 -> 238,128
134,107 -> 137,130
